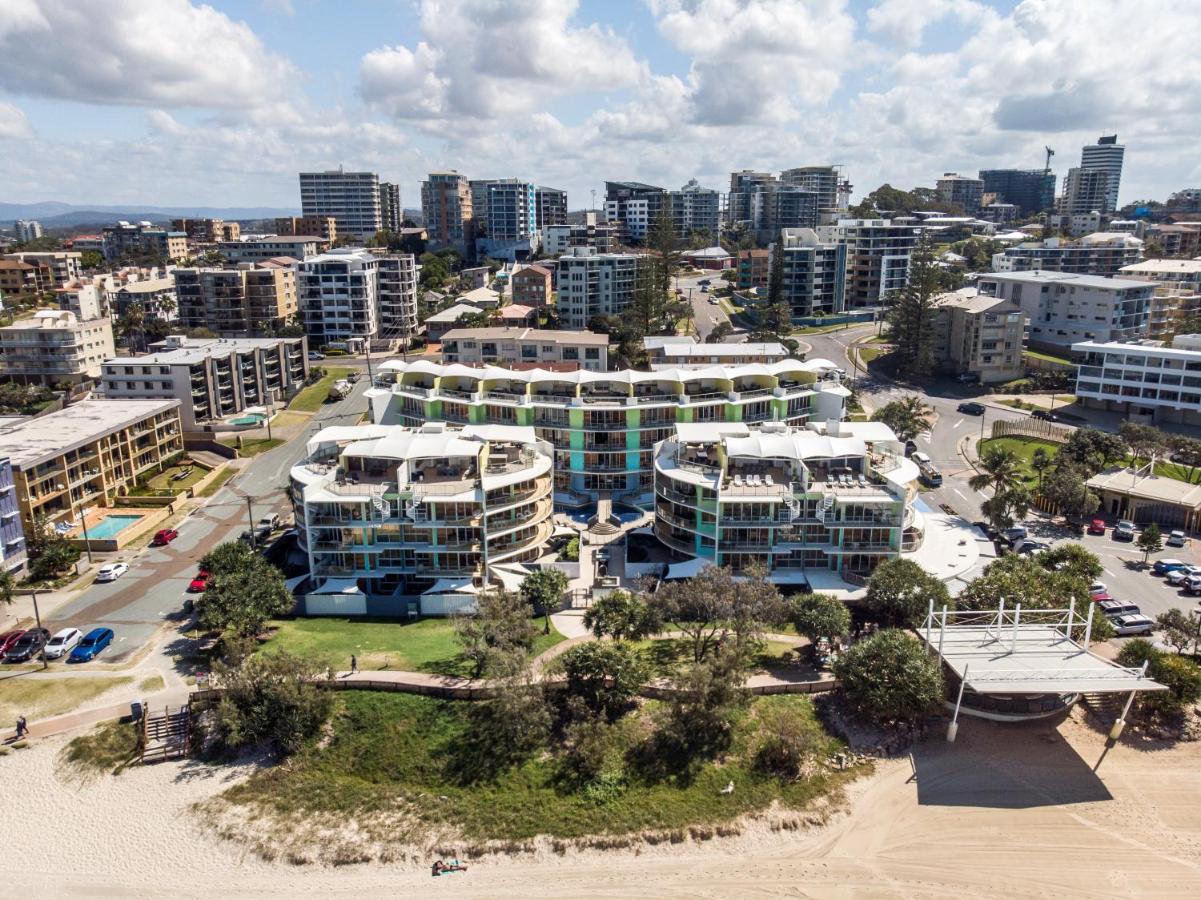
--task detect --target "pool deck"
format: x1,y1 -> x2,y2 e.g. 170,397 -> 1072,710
65,506 -> 172,552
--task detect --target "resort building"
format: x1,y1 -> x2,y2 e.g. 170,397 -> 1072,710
0,310 -> 114,386
991,233 -> 1143,277
604,181 -> 667,242
373,253 -> 419,348
173,263 -> 297,335
3,251 -> 83,288
296,248 -> 380,348
439,328 -> 609,370
14,220 -> 44,243
421,171 -> 475,255
100,335 -> 309,433
652,420 -> 919,582
542,214 -> 619,256
936,174 -> 984,214
669,179 -> 721,239
1119,259 -> 1201,292
772,228 -> 847,318
469,178 -> 539,261
977,271 -> 1154,350
170,218 -> 240,242
289,422 -> 554,614
535,186 -> 568,230
273,216 -> 338,242
932,289 -> 1026,383
366,358 -> 848,503
1072,334 -> 1201,428
0,259 -> 46,298
106,274 -> 178,321
0,399 -> 183,537
554,247 -> 642,329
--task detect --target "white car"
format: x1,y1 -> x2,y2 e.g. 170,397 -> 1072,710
43,627 -> 82,659
1111,614 -> 1155,636
1089,581 -> 1108,596
1166,565 -> 1201,585
94,561 -> 129,582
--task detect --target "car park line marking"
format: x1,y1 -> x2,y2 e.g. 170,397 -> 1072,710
1103,568 -> 1114,576
953,418 -> 964,429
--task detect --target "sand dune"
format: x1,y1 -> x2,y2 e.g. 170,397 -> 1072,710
6,711 -> 1201,899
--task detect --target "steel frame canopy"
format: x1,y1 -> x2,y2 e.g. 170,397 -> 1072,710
921,602 -> 1166,741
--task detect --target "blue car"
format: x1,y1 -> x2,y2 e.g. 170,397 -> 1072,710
68,627 -> 114,663
1152,559 -> 1188,576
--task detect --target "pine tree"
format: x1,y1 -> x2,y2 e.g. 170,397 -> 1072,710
886,238 -> 941,378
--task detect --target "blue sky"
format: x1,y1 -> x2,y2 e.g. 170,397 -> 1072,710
0,0 -> 1196,211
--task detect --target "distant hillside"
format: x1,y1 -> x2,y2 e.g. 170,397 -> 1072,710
0,201 -> 299,228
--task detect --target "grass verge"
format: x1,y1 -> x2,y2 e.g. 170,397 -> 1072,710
288,367 -> 354,413
260,616 -> 564,677
0,675 -> 132,728
196,467 -> 237,498
219,437 -> 284,457
138,674 -> 166,692
58,718 -> 140,777
214,691 -> 858,851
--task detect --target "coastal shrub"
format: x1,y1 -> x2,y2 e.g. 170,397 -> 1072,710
583,589 -> 660,642
862,558 -> 950,628
555,642 -> 648,720
212,650 -> 332,755
790,593 -> 851,642
196,541 -> 293,639
834,630 -> 943,724
1118,640 -> 1201,714
453,590 -> 538,678
753,703 -> 823,780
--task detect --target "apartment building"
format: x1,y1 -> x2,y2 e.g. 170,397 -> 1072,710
737,249 -> 770,290
0,310 -> 114,385
439,327 -> 608,370
421,171 -> 475,255
0,458 -> 27,573
14,220 -> 44,243
0,259 -> 45,298
219,235 -> 325,262
979,169 -> 1056,217
978,271 -> 1154,350
1146,223 -> 1201,258
3,251 -> 82,287
604,181 -> 667,242
535,186 -> 568,230
108,275 -> 178,321
817,219 -> 920,308
772,228 -> 847,318
0,399 -> 182,536
1048,211 -> 1104,237
171,218 -> 240,242
542,215 -> 619,255
469,179 -> 539,260
1120,259 -> 1201,292
173,263 -> 297,335
299,170 -> 382,239
101,222 -> 188,262
296,249 -> 379,348
1059,167 -> 1110,218
101,335 -> 308,432
372,253 -> 419,346
980,202 -> 1018,225
670,179 -> 720,238
1079,135 -> 1125,214
1074,334 -> 1201,427
991,233 -> 1143,277
290,422 -> 554,611
554,247 -> 642,328
936,173 -> 984,214
749,184 -> 819,243
273,215 -> 337,242
780,166 -> 848,220
653,420 -> 917,581
932,289 -> 1025,383
647,341 -> 789,369
379,182 -> 402,232
367,357 -> 847,502
511,264 -> 553,306
728,170 -> 776,225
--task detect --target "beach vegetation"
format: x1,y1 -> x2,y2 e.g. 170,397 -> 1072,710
833,630 -> 943,724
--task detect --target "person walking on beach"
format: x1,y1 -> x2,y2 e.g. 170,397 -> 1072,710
15,715 -> 28,740
350,654 -> 358,674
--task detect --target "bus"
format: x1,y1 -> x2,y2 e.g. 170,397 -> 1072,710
911,451 -> 942,487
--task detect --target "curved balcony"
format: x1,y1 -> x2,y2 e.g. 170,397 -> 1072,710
488,519 -> 553,562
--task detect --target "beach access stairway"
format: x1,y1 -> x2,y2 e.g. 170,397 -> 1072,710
139,704 -> 192,763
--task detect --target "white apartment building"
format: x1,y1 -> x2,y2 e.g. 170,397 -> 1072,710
1080,135 -> 1125,214
1120,259 -> 1201,292
373,252 -> 418,347
1074,334 -> 1201,426
290,422 -> 555,614
299,170 -> 382,239
555,247 -> 642,328
101,335 -> 308,432
817,219 -> 919,307
219,236 -> 325,262
653,420 -> 919,582
772,228 -> 847,317
670,180 -> 721,238
978,270 -> 1154,350
0,309 -> 115,386
439,327 -> 609,370
992,232 -> 1144,277
297,249 -> 380,348
14,220 -> 44,243
647,341 -> 789,369
469,178 -> 539,261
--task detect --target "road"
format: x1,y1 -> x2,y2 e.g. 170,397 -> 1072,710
676,271 -> 732,340
31,382 -> 371,662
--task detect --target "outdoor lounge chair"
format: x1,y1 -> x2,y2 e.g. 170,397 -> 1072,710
734,474 -> 744,487
764,473 -> 775,486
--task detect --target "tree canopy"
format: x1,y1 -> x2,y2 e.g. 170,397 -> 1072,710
863,557 -> 951,628
834,630 -> 944,724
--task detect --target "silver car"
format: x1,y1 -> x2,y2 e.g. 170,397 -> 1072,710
1111,614 -> 1154,636
44,627 -> 82,659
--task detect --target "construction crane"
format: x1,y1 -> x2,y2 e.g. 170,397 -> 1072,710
1044,146 -> 1055,173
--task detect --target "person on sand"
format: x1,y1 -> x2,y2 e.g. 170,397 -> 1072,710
431,860 -> 445,876
15,715 -> 28,739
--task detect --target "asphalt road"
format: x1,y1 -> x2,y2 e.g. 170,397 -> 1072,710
676,271 -> 732,340
40,381 -> 371,661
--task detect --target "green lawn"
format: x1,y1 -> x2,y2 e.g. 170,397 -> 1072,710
977,436 -> 1061,488
196,467 -> 237,497
219,437 -> 284,457
0,676 -> 132,728
1023,349 -> 1073,366
857,346 -> 886,364
633,636 -> 804,678
214,691 -> 859,848
288,367 -> 354,413
143,463 -> 211,492
261,616 -> 564,676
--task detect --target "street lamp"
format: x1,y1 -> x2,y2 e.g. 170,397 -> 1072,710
57,482 -> 93,565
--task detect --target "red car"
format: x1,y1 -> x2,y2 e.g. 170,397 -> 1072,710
187,570 -> 210,593
1087,518 -> 1106,535
150,528 -> 179,547
0,630 -> 25,655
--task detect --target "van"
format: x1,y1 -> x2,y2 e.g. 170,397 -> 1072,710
911,451 -> 942,487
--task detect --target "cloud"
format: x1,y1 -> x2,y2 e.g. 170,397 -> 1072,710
865,0 -> 989,50
0,100 -> 31,139
360,0 -> 641,122
0,0 -> 298,109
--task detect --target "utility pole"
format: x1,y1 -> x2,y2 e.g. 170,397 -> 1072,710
31,588 -> 46,670
245,495 -> 255,537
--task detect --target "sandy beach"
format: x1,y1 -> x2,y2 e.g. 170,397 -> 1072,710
6,710 -> 1201,899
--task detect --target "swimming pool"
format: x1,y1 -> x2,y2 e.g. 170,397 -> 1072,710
85,514 -> 144,539
566,503 -> 646,525
230,412 -> 267,426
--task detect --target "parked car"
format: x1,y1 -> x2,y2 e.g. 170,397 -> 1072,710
1089,581 -> 1108,597
44,627 -> 83,660
150,528 -> 179,547
956,372 -> 980,384
259,513 -> 281,530
1100,600 -> 1142,619
957,401 -> 986,415
68,627 -> 114,663
1016,540 -> 1049,555
5,627 -> 50,662
1152,558 -> 1187,575
1087,518 -> 1106,535
1031,409 -> 1058,422
308,351 -> 326,360
1184,574 -> 1201,595
188,570 -> 210,593
698,278 -> 711,286
1110,614 -> 1155,636
1001,526 -> 1028,544
1167,529 -> 1187,547
1113,520 -> 1136,541
1090,589 -> 1114,603
94,561 -> 129,582
1166,565 -> 1201,585
0,630 -> 25,655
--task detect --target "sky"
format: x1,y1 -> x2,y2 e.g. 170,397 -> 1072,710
0,0 -> 1198,212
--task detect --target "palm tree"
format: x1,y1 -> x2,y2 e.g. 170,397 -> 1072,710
1030,447 -> 1052,490
871,394 -> 933,442
970,445 -> 1030,529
